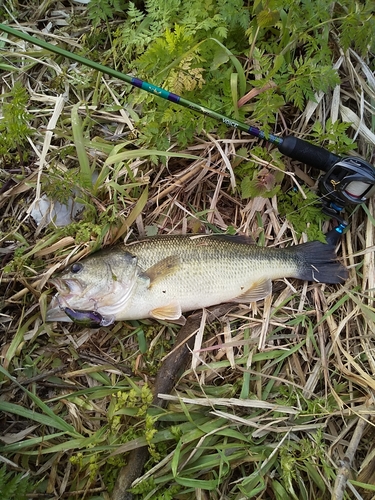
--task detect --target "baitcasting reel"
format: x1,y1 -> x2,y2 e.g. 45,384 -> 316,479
318,157 -> 375,216
277,136 -> 375,224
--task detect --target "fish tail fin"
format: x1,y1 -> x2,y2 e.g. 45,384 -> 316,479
289,240 -> 348,284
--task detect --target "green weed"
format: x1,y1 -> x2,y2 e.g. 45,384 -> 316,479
278,188 -> 330,241
0,465 -> 36,500
0,82 -> 32,165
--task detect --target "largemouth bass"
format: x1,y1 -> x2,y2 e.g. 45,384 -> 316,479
46,234 -> 347,326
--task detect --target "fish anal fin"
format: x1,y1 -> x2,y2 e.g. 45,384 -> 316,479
144,255 -> 180,287
171,315 -> 187,326
232,279 -> 272,303
150,302 -> 184,323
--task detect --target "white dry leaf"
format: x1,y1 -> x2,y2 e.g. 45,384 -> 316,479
340,104 -> 375,146
30,195 -> 84,227
302,90 -> 325,126
27,95 -> 84,229
223,320 -> 235,369
348,48 -> 375,95
330,85 -> 341,124
158,394 -> 298,414
205,130 -> 236,190
0,425 -> 38,444
27,95 -> 66,214
302,55 -> 344,127
191,309 -> 207,372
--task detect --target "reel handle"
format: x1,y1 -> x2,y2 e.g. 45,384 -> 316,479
278,135 -> 340,171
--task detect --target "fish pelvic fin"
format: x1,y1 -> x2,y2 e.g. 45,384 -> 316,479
290,240 -> 348,284
144,255 -> 181,287
150,302 -> 184,323
232,278 -> 272,303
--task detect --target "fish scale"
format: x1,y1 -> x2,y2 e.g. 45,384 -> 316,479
129,236 -> 294,303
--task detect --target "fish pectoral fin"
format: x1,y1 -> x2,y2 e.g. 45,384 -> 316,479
150,302 -> 183,322
144,255 -> 181,287
232,279 -> 272,303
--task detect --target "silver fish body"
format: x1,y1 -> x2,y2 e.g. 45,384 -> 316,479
46,234 -> 347,325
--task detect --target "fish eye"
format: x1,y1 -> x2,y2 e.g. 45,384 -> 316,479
71,263 -> 83,274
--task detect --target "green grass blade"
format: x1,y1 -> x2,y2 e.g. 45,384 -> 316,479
0,366 -> 82,437
104,149 -> 199,166
0,401 -> 75,433
208,37 -> 247,97
71,103 -> 92,189
0,433 -> 66,453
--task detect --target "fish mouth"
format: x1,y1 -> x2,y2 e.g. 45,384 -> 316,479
46,294 -> 73,322
49,278 -> 84,296
47,278 -> 89,323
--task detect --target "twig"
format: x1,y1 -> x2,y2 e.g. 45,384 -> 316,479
332,414 -> 370,500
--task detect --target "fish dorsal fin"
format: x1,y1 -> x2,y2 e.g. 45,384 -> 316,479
143,255 -> 181,287
212,233 -> 256,245
232,278 -> 272,303
150,302 -> 184,323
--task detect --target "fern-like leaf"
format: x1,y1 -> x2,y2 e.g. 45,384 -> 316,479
0,466 -> 35,500
87,0 -> 126,26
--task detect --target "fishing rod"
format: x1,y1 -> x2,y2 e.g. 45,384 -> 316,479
1,23 -> 375,228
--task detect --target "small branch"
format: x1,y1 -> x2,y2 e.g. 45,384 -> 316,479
332,414 -> 370,500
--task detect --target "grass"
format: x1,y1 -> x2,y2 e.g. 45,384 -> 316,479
1,1 -> 375,499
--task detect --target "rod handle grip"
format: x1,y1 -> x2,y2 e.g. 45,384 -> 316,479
278,136 -> 340,171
